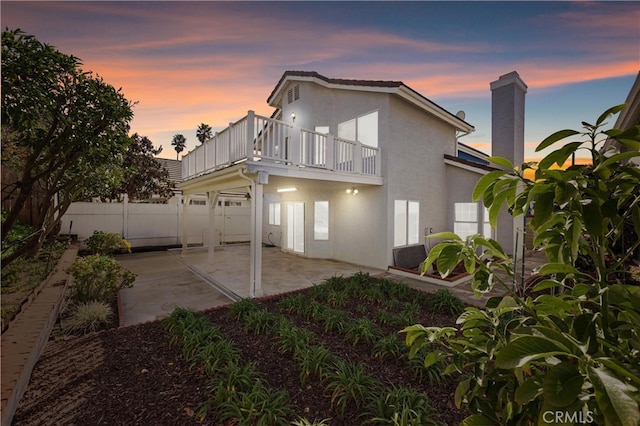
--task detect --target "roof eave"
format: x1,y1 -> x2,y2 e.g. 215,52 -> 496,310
396,86 -> 474,133
267,73 -> 398,107
267,71 -> 475,133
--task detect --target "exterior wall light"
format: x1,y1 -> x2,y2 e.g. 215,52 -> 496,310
291,112 -> 296,122
277,187 -> 298,193
346,187 -> 358,195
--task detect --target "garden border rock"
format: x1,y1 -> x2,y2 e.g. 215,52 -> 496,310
0,244 -> 78,425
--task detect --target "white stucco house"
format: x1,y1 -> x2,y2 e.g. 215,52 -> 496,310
178,70 -> 527,296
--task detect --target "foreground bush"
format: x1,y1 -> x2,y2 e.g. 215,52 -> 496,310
68,254 -> 135,304
404,106 -> 640,425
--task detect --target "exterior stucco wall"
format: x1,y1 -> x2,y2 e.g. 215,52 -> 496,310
332,186 -> 388,269
266,80 -> 464,270
271,185 -> 387,269
384,96 -> 459,265
275,81 -> 394,268
280,81 -> 391,137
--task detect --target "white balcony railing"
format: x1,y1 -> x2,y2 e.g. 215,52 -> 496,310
182,111 -> 381,180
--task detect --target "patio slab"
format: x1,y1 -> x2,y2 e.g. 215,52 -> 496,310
179,245 -> 384,298
116,245 -> 548,326
116,251 -> 233,326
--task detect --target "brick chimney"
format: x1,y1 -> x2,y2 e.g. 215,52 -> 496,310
490,71 -> 527,256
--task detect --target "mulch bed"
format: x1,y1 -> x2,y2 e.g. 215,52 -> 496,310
14,285 -> 466,425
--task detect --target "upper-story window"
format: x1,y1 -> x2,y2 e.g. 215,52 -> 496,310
338,110 -> 378,148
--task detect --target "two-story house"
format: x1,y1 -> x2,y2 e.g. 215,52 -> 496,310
178,70 -> 527,296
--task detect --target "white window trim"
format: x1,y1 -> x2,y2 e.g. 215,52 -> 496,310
314,201 -> 329,240
268,202 -> 281,226
394,200 -> 420,247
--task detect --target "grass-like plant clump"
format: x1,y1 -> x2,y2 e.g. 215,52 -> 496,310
62,301 -> 113,335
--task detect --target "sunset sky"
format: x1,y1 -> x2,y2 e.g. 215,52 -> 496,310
2,1 -> 639,162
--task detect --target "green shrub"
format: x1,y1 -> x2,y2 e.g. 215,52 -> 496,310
326,359 -> 382,417
295,345 -> 335,384
318,309 -> 350,333
63,301 -> 113,334
1,212 -> 38,261
372,335 -> 405,360
404,106 -> 640,425
344,318 -> 383,346
274,323 -> 315,356
68,254 -> 135,304
428,289 -> 465,316
85,230 -> 131,255
190,340 -> 239,376
242,308 -> 278,335
217,379 -> 293,426
364,385 -> 440,426
226,297 -> 262,320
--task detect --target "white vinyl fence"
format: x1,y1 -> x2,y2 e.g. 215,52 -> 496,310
59,196 -> 250,248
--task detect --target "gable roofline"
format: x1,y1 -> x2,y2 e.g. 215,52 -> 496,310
267,71 -> 475,133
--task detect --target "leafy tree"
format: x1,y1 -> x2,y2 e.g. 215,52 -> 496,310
171,134 -> 186,159
196,123 -> 212,145
104,133 -> 173,201
403,105 -> 640,425
1,29 -> 133,268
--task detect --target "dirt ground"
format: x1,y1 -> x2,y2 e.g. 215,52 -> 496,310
14,287 -> 465,425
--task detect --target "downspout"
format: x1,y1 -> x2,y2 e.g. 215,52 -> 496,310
455,129 -> 473,156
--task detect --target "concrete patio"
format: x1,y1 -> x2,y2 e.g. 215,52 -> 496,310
117,244 -> 547,326
117,244 -> 383,326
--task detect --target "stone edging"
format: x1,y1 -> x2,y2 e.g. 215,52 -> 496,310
0,245 -> 78,426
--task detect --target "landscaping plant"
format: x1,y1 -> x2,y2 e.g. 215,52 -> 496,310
274,321 -> 316,356
364,385 -> 439,426
427,289 -> 465,316
326,359 -> 382,417
163,308 -> 296,424
403,106 -> 640,425
85,230 -> 131,255
296,345 -> 335,385
62,301 -> 113,334
67,254 -> 135,304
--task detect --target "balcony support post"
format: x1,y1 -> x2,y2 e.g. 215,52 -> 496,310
207,191 -> 220,264
181,193 -> 191,257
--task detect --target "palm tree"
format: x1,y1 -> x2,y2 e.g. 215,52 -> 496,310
171,134 -> 186,160
196,123 -> 212,145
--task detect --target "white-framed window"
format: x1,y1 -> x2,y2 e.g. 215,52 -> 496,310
454,202 -> 479,240
482,207 -> 492,238
394,200 -> 420,247
338,110 -> 378,147
314,201 -> 329,240
268,203 -> 281,226
286,202 -> 305,253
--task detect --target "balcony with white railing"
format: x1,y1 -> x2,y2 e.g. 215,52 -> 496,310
181,111 -> 381,181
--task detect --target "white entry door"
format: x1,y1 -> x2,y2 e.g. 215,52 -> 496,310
286,202 -> 305,253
